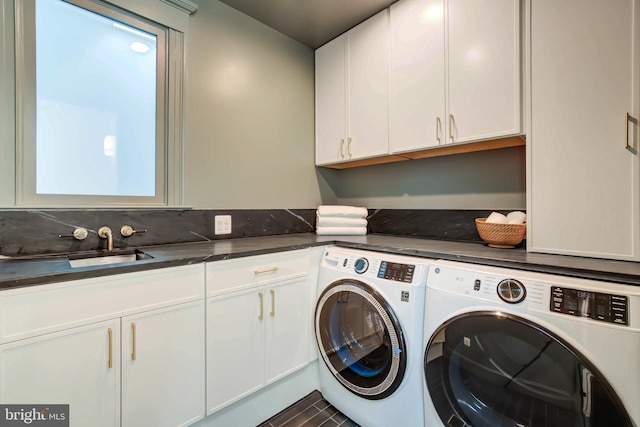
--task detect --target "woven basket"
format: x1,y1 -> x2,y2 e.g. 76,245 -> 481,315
475,218 -> 526,248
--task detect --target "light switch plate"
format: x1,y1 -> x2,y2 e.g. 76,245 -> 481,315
214,215 -> 232,235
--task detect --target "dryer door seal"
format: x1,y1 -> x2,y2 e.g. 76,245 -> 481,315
315,279 -> 407,400
424,311 -> 633,427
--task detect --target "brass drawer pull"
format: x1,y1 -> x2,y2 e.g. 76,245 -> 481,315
131,322 -> 137,361
449,114 -> 455,142
626,112 -> 631,149
258,292 -> 264,320
254,266 -> 279,275
108,328 -> 113,369
269,290 -> 275,317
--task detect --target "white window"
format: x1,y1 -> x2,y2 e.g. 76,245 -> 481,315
2,0 -> 195,207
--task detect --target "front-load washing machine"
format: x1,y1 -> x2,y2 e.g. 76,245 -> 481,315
315,247 -> 432,427
423,260 -> 640,427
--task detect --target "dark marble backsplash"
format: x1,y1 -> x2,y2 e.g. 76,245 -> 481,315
367,209 -> 521,242
0,209 -> 315,257
0,208 -> 523,257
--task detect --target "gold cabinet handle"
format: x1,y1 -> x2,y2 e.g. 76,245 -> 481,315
108,328 -> 113,369
339,139 -> 345,159
269,290 -> 275,317
436,117 -> 441,143
254,266 -> 279,275
626,112 -> 630,149
258,292 -> 264,320
449,114 -> 455,142
131,322 -> 137,361
347,137 -> 352,158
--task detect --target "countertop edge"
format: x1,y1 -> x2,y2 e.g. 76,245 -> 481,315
3,233 -> 640,291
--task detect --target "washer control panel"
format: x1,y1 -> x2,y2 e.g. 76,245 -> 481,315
551,286 -> 629,326
377,261 -> 415,283
324,248 -> 427,285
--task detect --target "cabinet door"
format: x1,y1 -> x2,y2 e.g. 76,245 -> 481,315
390,0 -> 445,153
121,301 -> 205,427
348,10 -> 390,160
316,34 -> 347,165
447,0 -> 520,142
206,289 -> 265,414
529,0 -> 639,260
0,319 -> 120,427
264,276 -> 309,384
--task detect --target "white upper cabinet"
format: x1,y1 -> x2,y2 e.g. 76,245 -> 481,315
389,0 -> 446,152
447,0 -> 521,143
389,0 -> 521,153
316,10 -> 390,165
528,0 -> 640,260
315,34 -> 348,165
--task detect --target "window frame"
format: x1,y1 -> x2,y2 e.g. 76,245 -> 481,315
1,0 -> 193,207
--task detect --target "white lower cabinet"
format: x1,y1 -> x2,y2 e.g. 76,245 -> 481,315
122,301 -> 205,427
205,250 -> 311,415
0,319 -> 121,427
0,264 -> 206,427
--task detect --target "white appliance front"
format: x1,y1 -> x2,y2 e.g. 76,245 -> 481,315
423,260 -> 640,427
315,247 -> 431,427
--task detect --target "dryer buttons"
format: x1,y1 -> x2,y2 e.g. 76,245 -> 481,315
354,257 -> 369,274
497,279 -> 527,304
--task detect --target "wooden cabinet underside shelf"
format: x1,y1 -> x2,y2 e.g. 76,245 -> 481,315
317,135 -> 526,169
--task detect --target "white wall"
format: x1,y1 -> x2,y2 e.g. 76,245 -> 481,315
183,0 -> 331,208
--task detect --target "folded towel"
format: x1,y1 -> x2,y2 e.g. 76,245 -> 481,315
316,215 -> 368,228
316,226 -> 367,236
317,205 -> 368,218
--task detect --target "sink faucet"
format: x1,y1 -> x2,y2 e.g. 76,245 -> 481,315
98,226 -> 113,251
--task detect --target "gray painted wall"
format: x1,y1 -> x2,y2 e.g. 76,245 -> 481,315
318,146 -> 526,209
183,0 -> 333,208
184,0 -> 525,210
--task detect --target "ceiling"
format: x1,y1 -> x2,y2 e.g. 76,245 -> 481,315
217,0 -> 397,49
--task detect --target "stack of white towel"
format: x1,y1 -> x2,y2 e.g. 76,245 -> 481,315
316,205 -> 368,236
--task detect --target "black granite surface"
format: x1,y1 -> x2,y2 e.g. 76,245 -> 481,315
0,208 -> 511,258
3,233 -> 640,292
0,209 -> 315,257
367,209 -> 515,243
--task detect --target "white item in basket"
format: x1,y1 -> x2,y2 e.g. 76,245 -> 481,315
486,212 -> 508,224
317,205 -> 368,218
506,211 -> 527,224
316,226 -> 367,236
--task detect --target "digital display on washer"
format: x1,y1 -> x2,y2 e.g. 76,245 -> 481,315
378,261 -> 415,283
550,286 -> 629,326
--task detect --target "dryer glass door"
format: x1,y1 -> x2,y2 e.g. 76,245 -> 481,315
424,312 -> 632,427
315,279 -> 406,400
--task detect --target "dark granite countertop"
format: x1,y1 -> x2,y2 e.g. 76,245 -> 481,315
2,233 -> 640,291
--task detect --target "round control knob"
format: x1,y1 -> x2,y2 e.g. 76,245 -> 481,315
354,258 -> 369,274
497,279 -> 526,304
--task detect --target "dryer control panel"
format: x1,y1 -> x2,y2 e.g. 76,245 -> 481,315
551,286 -> 629,326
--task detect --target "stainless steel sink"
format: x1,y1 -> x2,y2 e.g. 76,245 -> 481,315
67,250 -> 153,268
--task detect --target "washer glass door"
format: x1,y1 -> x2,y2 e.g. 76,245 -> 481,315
315,279 -> 406,400
424,312 -> 632,427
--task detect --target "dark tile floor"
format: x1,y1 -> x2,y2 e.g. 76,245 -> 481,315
258,390 -> 359,427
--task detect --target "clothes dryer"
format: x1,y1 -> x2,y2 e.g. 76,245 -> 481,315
423,260 -> 640,427
315,247 -> 432,427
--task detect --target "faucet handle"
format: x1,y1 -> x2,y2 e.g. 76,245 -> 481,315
58,227 -> 88,240
120,225 -> 147,237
